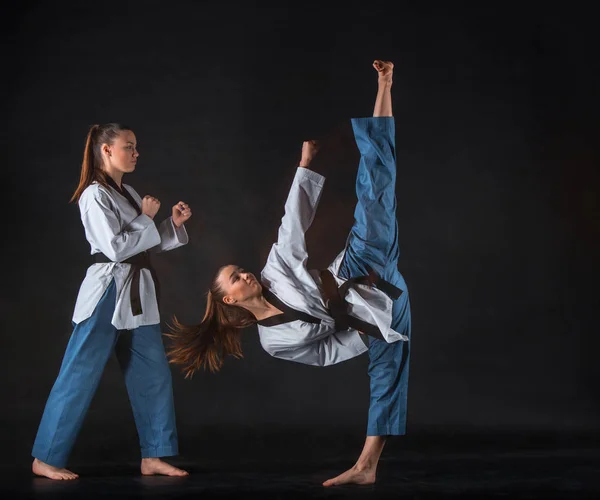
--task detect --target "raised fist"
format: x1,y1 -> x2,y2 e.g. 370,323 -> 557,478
172,201 -> 192,228
300,140 -> 320,168
141,195 -> 161,219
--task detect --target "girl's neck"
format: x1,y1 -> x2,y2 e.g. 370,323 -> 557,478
103,167 -> 124,188
243,296 -> 283,322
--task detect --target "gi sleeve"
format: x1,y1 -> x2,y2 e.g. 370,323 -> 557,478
154,216 -> 189,253
79,187 -> 161,262
265,167 -> 325,274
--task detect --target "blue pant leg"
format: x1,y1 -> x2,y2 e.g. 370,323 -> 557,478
342,116 -> 400,276
366,317 -> 410,435
337,117 -> 412,437
31,281 -> 119,467
365,285 -> 411,436
114,324 -> 178,458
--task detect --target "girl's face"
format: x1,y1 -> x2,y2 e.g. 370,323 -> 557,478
218,265 -> 262,305
103,130 -> 139,174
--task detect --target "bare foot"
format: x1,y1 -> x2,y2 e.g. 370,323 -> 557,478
32,458 -> 79,480
373,59 -> 394,83
322,464 -> 376,487
140,458 -> 189,477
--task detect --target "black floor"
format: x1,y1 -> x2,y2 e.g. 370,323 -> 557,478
6,432 -> 600,499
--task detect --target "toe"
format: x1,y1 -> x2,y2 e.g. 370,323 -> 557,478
323,477 -> 337,487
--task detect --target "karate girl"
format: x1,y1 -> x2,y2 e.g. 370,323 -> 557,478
167,60 -> 410,486
32,123 -> 192,480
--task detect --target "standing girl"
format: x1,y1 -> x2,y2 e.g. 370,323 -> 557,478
32,123 -> 192,479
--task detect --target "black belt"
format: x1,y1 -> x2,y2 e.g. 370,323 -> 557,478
319,268 -> 402,341
94,251 -> 159,316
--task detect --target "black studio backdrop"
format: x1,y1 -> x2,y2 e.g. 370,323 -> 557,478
2,1 -> 599,465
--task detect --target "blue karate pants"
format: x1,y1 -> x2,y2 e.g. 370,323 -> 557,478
338,117 -> 412,436
32,280 -> 178,467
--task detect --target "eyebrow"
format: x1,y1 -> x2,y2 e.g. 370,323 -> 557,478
126,141 -> 136,145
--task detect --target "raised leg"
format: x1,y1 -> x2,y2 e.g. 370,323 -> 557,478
325,60 -> 412,488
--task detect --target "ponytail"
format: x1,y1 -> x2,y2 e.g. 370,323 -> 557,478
165,268 -> 257,377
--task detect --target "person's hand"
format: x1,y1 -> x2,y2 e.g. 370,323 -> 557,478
172,201 -> 192,227
141,195 -> 161,219
299,140 -> 319,168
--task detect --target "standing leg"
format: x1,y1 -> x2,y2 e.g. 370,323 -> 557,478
31,281 -> 119,480
367,332 -> 410,436
114,323 -> 188,476
324,59 -> 412,487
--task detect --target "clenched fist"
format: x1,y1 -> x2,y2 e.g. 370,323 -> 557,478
172,201 -> 192,228
299,140 -> 319,168
141,195 -> 161,219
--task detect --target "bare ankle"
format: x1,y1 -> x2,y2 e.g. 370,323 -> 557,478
354,459 -> 376,472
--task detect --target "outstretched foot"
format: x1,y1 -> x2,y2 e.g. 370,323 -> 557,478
373,60 -> 394,83
322,464 -> 376,487
141,458 -> 189,477
32,458 -> 79,480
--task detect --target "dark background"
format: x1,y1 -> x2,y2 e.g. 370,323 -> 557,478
2,1 -> 599,467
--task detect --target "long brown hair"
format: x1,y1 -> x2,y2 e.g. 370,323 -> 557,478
165,266 -> 257,378
70,123 -> 132,203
